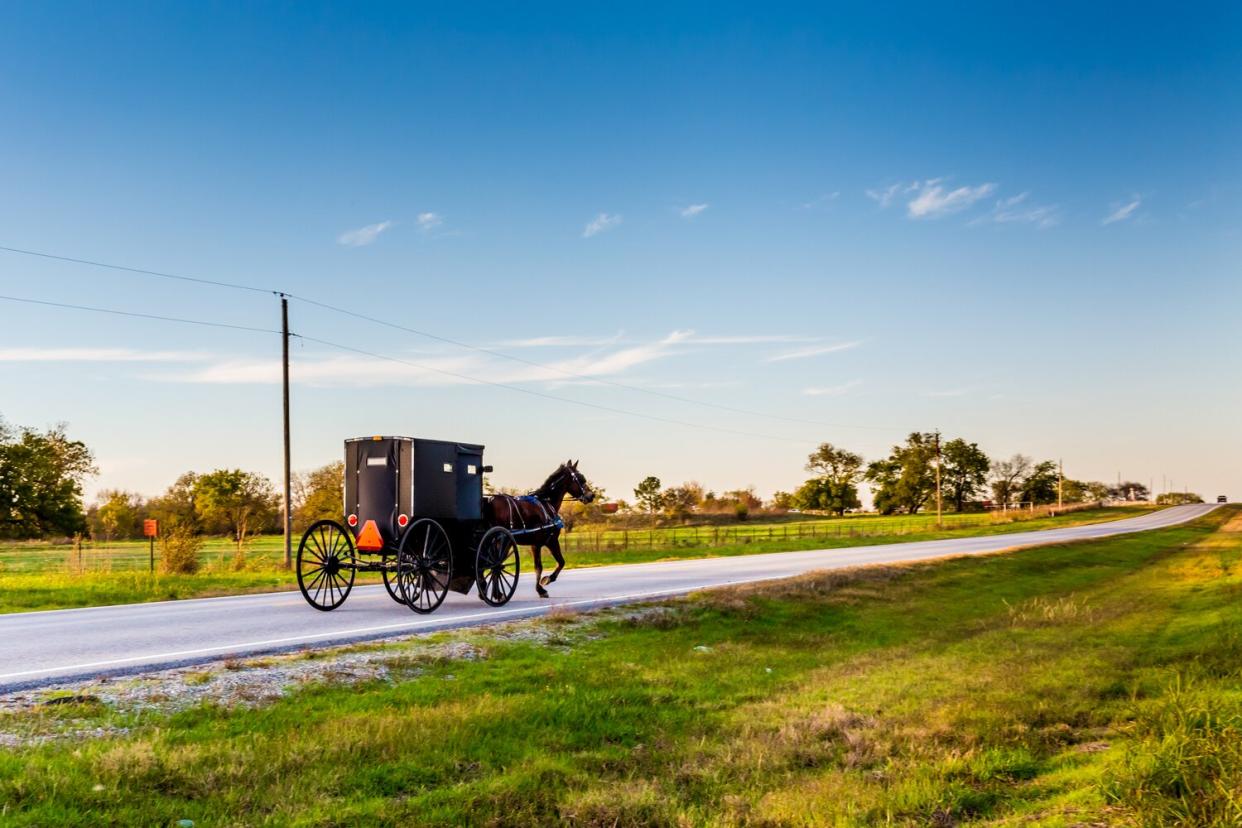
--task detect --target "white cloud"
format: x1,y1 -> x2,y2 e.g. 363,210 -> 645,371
416,212 -> 442,232
499,334 -> 626,349
766,341 -> 861,362
973,192 -> 1060,228
1103,196 -> 1142,225
680,203 -> 709,218
337,220 -> 394,247
906,180 -> 996,219
0,347 -> 206,363
865,183 -> 904,208
582,213 -> 622,238
803,380 -> 861,396
801,192 -> 840,209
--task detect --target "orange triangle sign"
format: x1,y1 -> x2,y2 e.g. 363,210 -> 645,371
355,519 -> 384,551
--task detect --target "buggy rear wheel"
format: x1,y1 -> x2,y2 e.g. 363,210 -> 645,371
297,520 -> 356,611
381,558 -> 406,604
396,518 -> 453,614
476,527 -> 519,607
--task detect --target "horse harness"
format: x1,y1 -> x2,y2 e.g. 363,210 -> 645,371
492,493 -> 564,537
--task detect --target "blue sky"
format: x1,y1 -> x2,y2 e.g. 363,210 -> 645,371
1,2 -> 1239,503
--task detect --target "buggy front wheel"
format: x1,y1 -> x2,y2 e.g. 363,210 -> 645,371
476,527 -> 519,606
396,518 -> 453,614
297,520 -> 356,611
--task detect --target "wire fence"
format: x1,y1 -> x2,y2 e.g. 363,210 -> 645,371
0,502 -> 1117,575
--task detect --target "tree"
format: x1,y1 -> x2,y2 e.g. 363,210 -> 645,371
990,454 -> 1033,508
662,485 -> 698,522
147,472 -> 200,531
1019,460 -> 1060,505
633,476 -> 663,524
1111,481 -> 1151,502
940,439 -> 990,512
1157,491 -> 1203,505
801,443 -> 864,516
90,489 -> 145,541
805,443 -> 864,487
770,491 -> 795,510
865,432 -> 938,514
293,461 -> 344,530
193,469 -> 279,551
0,419 -> 96,538
792,477 -> 861,514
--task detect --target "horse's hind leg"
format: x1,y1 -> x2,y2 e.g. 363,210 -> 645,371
533,545 -> 549,598
540,535 -> 566,587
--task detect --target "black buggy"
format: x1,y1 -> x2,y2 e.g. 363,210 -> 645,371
296,436 -> 519,613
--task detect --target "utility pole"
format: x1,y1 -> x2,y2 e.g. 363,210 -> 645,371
281,294 -> 292,570
1058,459 -> 1063,510
934,430 -> 942,528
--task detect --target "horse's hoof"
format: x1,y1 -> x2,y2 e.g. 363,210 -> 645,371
539,575 -> 551,587
536,588 -> 549,599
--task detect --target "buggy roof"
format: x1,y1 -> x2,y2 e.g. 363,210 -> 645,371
344,435 -> 484,453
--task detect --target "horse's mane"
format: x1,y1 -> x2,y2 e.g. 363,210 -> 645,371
531,463 -> 569,497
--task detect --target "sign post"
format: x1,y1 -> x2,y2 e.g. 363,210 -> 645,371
144,519 -> 159,573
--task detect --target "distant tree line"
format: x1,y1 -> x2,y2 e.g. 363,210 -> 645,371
771,435 -> 1152,516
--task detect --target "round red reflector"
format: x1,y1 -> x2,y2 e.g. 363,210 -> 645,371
347,514 -> 358,527
397,514 -> 409,527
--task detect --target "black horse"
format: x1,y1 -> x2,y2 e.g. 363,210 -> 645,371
485,460 -> 594,597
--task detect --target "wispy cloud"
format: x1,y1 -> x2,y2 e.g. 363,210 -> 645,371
906,179 -> 996,219
803,380 -> 861,396
0,347 -> 206,363
865,183 -> 903,208
972,192 -> 1059,228
1102,195 -> 1142,225
801,192 -> 840,209
416,212 -> 442,232
766,341 -> 861,362
582,213 -> 622,238
337,220 -> 394,247
498,334 -> 626,349
158,329 -> 827,388
680,203 -> 709,219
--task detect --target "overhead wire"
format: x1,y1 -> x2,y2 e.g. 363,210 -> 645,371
0,243 -> 899,436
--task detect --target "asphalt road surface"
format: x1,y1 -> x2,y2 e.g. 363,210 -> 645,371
0,504 -> 1216,692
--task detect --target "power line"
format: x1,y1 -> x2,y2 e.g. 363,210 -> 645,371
298,334 -> 818,446
0,243 -> 896,433
0,294 -> 282,335
0,245 -> 276,296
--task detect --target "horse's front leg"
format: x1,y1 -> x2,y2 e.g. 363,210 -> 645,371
540,533 -> 566,587
533,545 -> 549,598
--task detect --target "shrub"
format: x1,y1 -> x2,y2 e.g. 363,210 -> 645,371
160,526 -> 203,575
734,502 -> 749,521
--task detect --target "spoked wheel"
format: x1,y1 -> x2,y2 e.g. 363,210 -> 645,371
396,518 -> 453,614
297,520 -> 356,611
476,527 -> 519,607
381,557 -> 406,605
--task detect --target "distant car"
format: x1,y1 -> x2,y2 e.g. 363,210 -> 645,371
1218,495 -> 1228,503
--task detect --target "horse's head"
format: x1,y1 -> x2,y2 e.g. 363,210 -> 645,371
563,459 -> 595,503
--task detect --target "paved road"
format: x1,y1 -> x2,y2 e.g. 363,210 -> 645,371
0,504 -> 1217,691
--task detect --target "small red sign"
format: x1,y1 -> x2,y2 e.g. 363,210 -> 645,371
143,519 -> 159,538
601,502 -> 620,514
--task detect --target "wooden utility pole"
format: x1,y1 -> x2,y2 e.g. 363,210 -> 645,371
281,294 -> 292,569
1058,459 -> 1063,509
934,430 -> 943,528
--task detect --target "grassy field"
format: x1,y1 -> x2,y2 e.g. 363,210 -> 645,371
0,506 -> 1156,613
1,506 -> 1237,825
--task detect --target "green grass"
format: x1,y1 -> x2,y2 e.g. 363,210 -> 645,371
1,506 -> 1237,825
0,506 -> 1156,613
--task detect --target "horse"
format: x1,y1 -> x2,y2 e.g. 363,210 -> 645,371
485,460 -> 595,598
